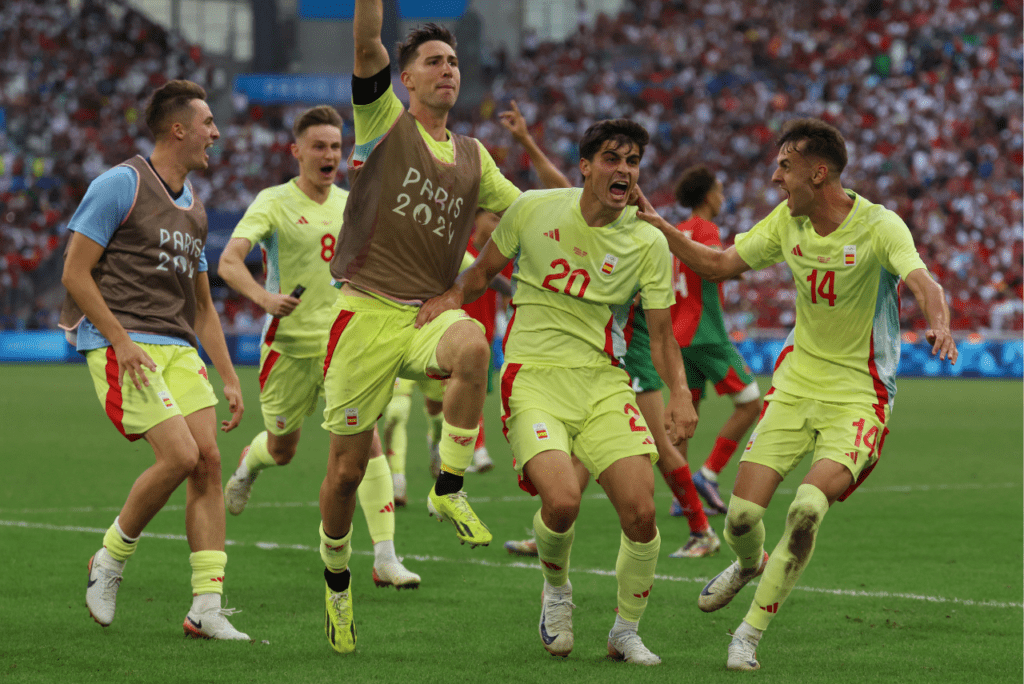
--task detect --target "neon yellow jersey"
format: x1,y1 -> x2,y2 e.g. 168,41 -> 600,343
734,190 -> 927,411
230,179 -> 347,357
351,85 -> 520,214
492,188 -> 674,368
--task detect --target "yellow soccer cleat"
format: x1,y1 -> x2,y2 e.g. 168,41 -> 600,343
324,582 -> 356,653
426,488 -> 492,548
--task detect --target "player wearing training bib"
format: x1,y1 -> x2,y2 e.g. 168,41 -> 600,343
638,118 -> 957,671
217,106 -> 420,593
317,5 -> 524,655
60,81 -> 249,640
419,119 -> 698,666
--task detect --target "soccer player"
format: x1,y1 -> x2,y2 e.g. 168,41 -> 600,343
666,165 -> 762,516
318,1 -> 523,653
418,119 -> 698,665
217,105 -> 419,591
636,118 -> 958,671
59,80 -> 249,640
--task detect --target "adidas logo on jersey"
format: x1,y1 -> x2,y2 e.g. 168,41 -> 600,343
544,229 -> 560,241
298,216 -> 309,225
792,245 -> 803,257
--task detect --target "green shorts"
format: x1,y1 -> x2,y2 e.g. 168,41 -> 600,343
622,310 -> 756,401
322,292 -> 482,435
500,362 -> 658,494
258,347 -> 324,435
741,388 -> 890,501
85,343 -> 217,441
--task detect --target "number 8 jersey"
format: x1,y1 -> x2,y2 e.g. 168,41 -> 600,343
733,191 -> 928,411
230,179 -> 348,358
492,188 -> 674,369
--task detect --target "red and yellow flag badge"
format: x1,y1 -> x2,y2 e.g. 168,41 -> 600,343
601,253 -> 619,275
158,391 -> 175,409
345,408 -> 359,426
533,422 -> 549,440
844,245 -> 856,265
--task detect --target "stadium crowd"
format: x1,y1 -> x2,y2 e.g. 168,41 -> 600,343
0,0 -> 1020,333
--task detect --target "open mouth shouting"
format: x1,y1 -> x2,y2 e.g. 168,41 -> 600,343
319,163 -> 336,181
609,179 -> 630,200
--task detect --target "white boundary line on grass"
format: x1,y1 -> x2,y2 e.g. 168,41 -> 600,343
3,518 -> 1021,611
0,481 -> 1017,515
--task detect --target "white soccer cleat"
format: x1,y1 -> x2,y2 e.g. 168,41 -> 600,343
392,473 -> 407,508
86,547 -> 124,627
504,538 -> 538,557
698,551 -> 769,612
224,446 -> 258,516
727,633 -> 761,670
669,527 -> 721,558
607,630 -> 661,665
183,600 -> 251,640
539,581 -> 575,657
373,560 -> 421,590
466,446 -> 494,473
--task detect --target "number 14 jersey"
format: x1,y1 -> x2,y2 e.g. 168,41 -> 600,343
734,190 -> 927,410
492,188 -> 674,369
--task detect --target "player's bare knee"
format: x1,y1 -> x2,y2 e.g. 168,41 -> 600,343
269,444 -> 296,465
542,494 -> 581,531
619,498 -> 656,540
454,335 -> 490,379
327,459 -> 366,498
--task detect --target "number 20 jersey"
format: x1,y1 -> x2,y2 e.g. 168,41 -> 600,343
733,190 -> 927,411
230,179 -> 348,358
492,188 -> 675,369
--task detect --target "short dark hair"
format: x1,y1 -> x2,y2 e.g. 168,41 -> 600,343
579,119 -> 649,162
777,118 -> 848,176
674,165 -> 717,209
145,80 -> 207,140
397,23 -> 456,72
292,105 -> 343,140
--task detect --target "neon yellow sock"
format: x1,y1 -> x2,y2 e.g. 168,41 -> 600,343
243,431 -> 277,473
745,484 -> 829,630
319,522 -> 353,573
533,509 -> 574,587
189,550 -> 227,595
615,529 -> 660,623
723,495 -> 767,570
438,420 -> 478,476
102,517 -> 139,563
382,394 -> 411,476
357,455 -> 395,544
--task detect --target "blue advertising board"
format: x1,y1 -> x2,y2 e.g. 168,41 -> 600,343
233,74 -> 352,105
298,0 -> 467,19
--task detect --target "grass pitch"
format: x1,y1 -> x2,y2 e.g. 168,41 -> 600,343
0,364 -> 1020,683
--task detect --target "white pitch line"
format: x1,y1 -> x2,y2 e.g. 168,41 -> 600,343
0,481 -> 1017,516
3,518 -> 1020,611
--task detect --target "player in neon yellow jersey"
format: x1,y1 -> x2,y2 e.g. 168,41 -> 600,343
419,119 -> 698,665
636,118 -> 957,671
218,105 -> 420,594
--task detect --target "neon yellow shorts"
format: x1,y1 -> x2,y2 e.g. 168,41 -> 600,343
322,293 -> 482,435
258,346 -> 324,435
500,362 -> 658,493
85,343 -> 217,441
392,376 -> 446,402
740,388 -> 890,501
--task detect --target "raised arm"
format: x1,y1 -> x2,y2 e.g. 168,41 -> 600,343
904,267 -> 958,364
193,271 -> 244,432
415,238 -> 512,328
353,0 -> 391,78
499,100 -> 571,190
218,237 -> 300,317
635,187 -> 749,282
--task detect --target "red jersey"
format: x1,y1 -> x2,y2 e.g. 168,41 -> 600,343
671,216 -> 730,348
462,240 -> 514,343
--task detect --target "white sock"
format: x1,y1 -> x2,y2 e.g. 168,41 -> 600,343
701,466 -> 718,482
610,613 -> 638,635
374,539 -> 398,566
191,592 -> 220,613
544,578 -> 571,595
735,620 -> 763,643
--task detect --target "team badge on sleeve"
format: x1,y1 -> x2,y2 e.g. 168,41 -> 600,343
276,415 -> 287,430
533,423 -> 549,440
601,254 -> 619,275
744,432 -> 757,452
844,245 -> 856,265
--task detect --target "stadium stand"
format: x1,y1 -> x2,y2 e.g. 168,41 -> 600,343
0,0 -> 1020,334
